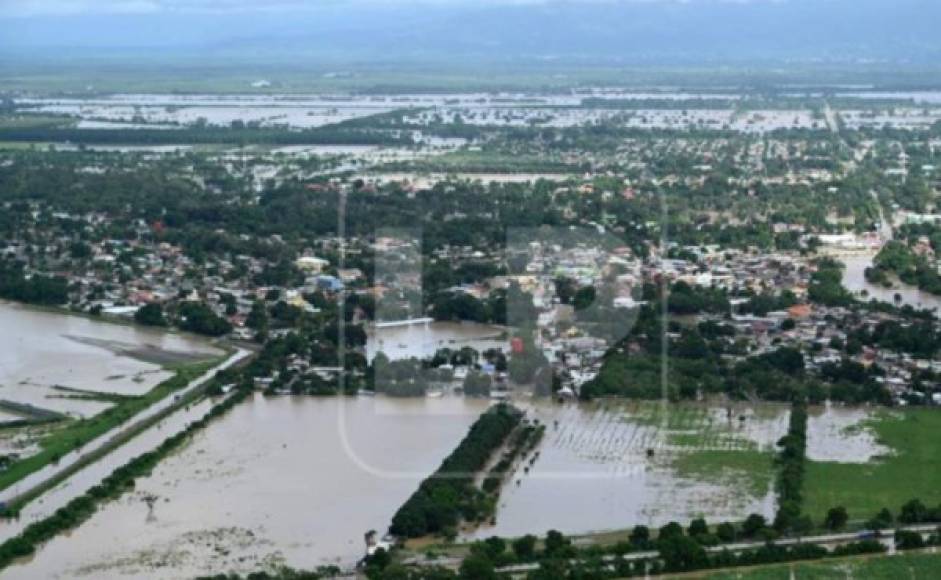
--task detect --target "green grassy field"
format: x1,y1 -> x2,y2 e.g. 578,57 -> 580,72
672,450 -> 775,498
696,550 -> 941,579
803,408 -> 941,522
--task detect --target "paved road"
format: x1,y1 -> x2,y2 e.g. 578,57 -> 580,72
405,524 -> 939,575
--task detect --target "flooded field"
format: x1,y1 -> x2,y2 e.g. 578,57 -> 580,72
17,91 -> 941,138
0,302 -> 222,418
20,96 -> 395,129
5,395 -> 490,579
466,400 -> 789,539
803,407 -> 941,520
806,403 -> 891,463
366,321 -> 508,361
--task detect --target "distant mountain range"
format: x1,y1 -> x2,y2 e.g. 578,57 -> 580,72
2,0 -> 939,68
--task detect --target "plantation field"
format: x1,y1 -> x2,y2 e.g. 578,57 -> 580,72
465,401 -> 787,539
803,408 -> 941,522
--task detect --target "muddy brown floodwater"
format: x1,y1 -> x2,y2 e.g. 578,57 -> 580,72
0,302 -> 222,418
841,254 -> 941,312
6,394 -> 490,579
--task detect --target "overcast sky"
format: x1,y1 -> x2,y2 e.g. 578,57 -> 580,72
0,0 -> 780,17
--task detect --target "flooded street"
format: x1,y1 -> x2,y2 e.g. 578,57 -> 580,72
6,395 -> 490,579
0,302 -> 222,418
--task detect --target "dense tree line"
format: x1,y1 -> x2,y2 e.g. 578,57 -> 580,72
773,402 -> 809,535
0,126 -> 411,146
389,404 -> 523,538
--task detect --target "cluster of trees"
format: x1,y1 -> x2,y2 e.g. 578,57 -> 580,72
808,258 -> 855,307
428,283 -> 536,327
362,529 -> 572,579
816,359 -> 893,405
134,302 -> 166,326
507,333 -> 551,387
667,281 -> 730,315
389,404 -> 522,538
581,352 -> 722,401
0,259 -> 68,306
177,301 -> 232,337
738,290 -> 798,316
867,240 -> 941,295
852,318 -> 941,359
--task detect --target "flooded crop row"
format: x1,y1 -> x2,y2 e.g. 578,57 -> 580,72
466,400 -> 787,539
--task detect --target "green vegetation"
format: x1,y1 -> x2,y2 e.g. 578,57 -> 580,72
133,302 -> 166,326
378,150 -> 587,174
389,403 -> 523,538
807,258 -> 855,307
178,301 -> 232,337
803,408 -> 941,520
773,402 -> 809,534
700,550 -> 941,579
672,450 -> 775,498
382,522 -> 886,579
867,240 -> 941,295
0,257 -> 69,305
0,125 -> 412,146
